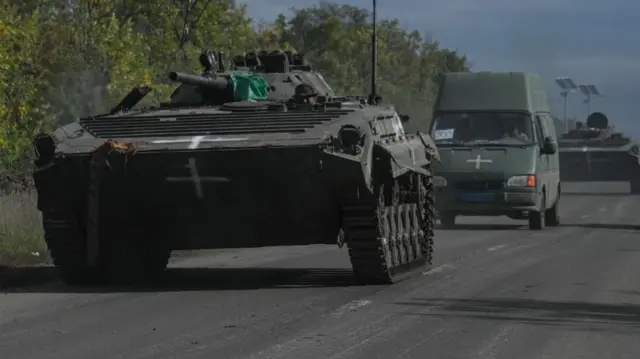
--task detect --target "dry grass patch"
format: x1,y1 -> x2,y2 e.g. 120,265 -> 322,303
0,189 -> 49,266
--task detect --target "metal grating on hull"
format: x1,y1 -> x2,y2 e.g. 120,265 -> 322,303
79,110 -> 352,138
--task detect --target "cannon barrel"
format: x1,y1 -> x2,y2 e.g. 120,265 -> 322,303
168,71 -> 229,90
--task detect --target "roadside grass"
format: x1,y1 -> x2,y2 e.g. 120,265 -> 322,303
0,189 -> 49,266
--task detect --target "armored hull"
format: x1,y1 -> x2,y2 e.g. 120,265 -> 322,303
557,112 -> 640,193
33,101 -> 439,286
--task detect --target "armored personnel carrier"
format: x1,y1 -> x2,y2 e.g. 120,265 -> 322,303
31,46 -> 440,286
558,112 -> 640,193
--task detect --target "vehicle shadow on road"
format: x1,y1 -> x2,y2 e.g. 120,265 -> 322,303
561,223 -> 640,231
562,193 -> 632,197
394,297 -> 640,332
436,224 -> 524,231
0,266 -> 359,293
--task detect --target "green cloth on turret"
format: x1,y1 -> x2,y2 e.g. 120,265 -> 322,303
231,72 -> 268,101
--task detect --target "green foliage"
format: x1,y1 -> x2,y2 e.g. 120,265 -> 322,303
0,0 -> 470,170
0,4 -> 54,169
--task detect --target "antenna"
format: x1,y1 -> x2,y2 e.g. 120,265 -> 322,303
369,0 -> 377,104
554,77 -> 578,133
578,84 -> 603,117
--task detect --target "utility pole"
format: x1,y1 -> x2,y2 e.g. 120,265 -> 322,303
554,77 -> 578,133
578,84 -> 603,120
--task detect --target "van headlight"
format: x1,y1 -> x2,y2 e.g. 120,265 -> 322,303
506,175 -> 536,187
433,176 -> 447,187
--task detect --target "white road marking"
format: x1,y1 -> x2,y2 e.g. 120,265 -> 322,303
581,214 -> 591,219
487,244 -> 507,252
331,300 -> 372,317
422,263 -> 455,275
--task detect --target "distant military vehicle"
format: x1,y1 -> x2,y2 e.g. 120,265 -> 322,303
557,112 -> 640,193
429,72 -> 560,230
31,14 -> 439,286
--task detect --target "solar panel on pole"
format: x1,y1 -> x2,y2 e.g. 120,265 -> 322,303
578,85 -> 590,96
578,84 -> 603,116
564,78 -> 578,90
554,77 -> 578,91
586,84 -> 602,97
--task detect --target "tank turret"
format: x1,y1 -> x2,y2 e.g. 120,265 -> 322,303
228,49 -> 335,102
557,110 -> 639,192
560,112 -> 628,143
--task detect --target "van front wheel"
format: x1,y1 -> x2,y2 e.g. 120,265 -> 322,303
545,192 -> 560,227
528,192 -> 546,230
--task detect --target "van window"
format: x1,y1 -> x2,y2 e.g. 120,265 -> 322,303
543,114 -> 557,138
431,112 -> 534,145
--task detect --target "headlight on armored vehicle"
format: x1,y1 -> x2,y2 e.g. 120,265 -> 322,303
506,175 -> 536,187
33,133 -> 56,163
338,125 -> 361,148
433,176 -> 447,187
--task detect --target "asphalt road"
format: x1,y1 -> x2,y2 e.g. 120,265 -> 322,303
2,191 -> 640,359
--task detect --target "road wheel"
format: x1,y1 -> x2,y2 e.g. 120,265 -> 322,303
440,212 -> 456,229
528,192 -> 546,230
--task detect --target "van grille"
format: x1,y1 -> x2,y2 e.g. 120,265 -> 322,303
455,180 -> 504,191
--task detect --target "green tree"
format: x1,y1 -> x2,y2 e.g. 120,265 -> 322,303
273,2 -> 469,132
0,4 -> 54,169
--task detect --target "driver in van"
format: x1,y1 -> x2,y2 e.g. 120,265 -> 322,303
453,113 -> 473,142
506,124 -> 529,141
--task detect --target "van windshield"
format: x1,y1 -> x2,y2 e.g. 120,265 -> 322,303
431,112 -> 535,146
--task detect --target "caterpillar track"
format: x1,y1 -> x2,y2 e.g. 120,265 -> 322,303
343,171 -> 435,285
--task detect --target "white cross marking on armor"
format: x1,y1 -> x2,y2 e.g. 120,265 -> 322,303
409,148 -> 416,164
187,157 -> 203,198
467,154 -> 492,169
152,136 -> 249,148
189,135 -> 205,149
165,157 -> 230,198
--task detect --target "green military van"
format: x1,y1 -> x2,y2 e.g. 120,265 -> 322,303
429,72 -> 561,230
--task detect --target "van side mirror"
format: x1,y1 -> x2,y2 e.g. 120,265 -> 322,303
399,114 -> 410,123
541,137 -> 557,155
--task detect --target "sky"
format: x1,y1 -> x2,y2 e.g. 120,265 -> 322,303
238,0 -> 640,139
